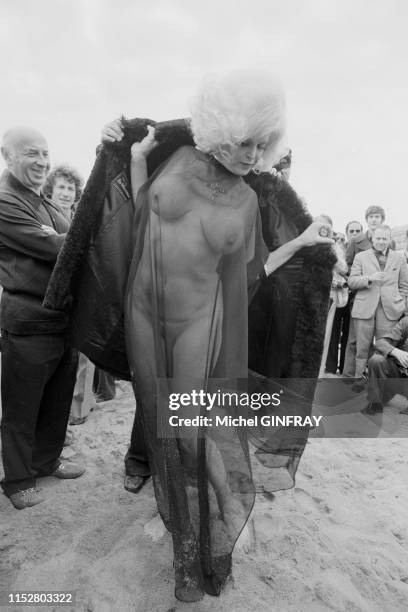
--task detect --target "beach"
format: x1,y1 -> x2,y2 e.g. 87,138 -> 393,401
1,382 -> 408,612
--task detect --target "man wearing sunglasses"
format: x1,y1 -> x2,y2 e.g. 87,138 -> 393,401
345,220 -> 363,244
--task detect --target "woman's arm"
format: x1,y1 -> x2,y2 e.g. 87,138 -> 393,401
129,126 -> 157,207
264,220 -> 334,276
101,119 -> 157,210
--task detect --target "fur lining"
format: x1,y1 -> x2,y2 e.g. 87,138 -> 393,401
245,172 -> 335,396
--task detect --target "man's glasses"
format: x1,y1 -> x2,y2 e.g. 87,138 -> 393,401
348,229 -> 361,234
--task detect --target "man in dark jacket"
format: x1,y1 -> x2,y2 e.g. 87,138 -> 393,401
0,126 -> 85,509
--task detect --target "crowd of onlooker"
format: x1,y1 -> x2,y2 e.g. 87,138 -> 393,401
323,206 -> 408,415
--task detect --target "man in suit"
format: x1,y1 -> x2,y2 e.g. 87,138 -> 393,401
364,315 -> 408,414
348,224 -> 408,379
343,206 -> 386,377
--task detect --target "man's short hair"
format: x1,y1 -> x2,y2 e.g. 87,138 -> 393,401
345,220 -> 363,234
372,224 -> 391,234
365,205 -> 385,221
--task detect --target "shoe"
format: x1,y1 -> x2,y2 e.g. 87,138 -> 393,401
51,461 -> 86,479
175,585 -> 204,603
69,415 -> 87,426
10,487 -> 45,510
351,377 -> 367,393
63,429 -> 75,447
94,394 -> 115,403
124,474 -> 150,494
361,402 -> 383,415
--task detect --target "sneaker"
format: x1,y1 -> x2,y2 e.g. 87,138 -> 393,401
69,415 -> 87,426
10,487 -> 45,510
51,461 -> 86,479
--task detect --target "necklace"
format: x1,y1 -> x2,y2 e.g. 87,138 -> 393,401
208,181 -> 226,202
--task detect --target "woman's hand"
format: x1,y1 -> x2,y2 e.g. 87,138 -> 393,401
130,125 -> 158,160
101,121 -> 157,160
101,118 -> 124,143
297,220 -> 335,248
264,219 -> 334,277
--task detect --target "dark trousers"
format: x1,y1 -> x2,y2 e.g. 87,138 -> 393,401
326,303 -> 351,373
124,408 -> 150,477
367,353 -> 408,406
0,331 -> 78,496
93,368 -> 116,401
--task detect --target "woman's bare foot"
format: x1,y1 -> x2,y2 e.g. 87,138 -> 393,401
221,496 -> 247,537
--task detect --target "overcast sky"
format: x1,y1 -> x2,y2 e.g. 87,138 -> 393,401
1,0 -> 407,231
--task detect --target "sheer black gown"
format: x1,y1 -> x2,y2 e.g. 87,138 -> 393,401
44,121 -> 333,601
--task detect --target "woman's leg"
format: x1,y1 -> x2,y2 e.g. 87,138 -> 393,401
172,318 -> 247,539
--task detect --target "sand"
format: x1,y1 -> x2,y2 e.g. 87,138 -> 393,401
1,382 -> 408,612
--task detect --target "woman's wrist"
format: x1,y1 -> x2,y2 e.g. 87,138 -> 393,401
130,152 -> 148,163
293,235 -> 305,249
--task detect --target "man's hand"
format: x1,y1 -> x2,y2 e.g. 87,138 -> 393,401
369,271 -> 385,284
391,348 -> 408,368
101,118 -> 124,143
40,224 -> 58,235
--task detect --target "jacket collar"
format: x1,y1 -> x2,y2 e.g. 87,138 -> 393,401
370,246 -> 393,270
2,170 -> 44,205
367,248 -> 380,269
2,170 -> 60,213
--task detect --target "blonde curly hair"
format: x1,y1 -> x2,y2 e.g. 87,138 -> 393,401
189,70 -> 286,171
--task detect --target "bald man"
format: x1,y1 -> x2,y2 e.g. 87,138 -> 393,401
0,127 -> 85,509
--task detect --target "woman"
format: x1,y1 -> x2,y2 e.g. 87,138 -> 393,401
325,231 -> 350,374
45,165 -> 97,426
99,71 -> 333,602
314,216 -> 348,377
44,164 -> 83,221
